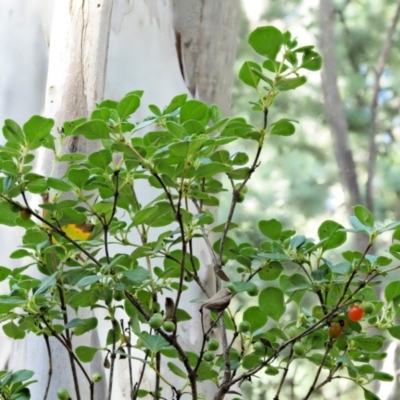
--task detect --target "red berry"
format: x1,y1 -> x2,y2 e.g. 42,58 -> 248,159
328,323 -> 342,339
348,305 -> 364,322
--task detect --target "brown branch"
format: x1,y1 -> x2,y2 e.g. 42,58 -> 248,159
319,0 -> 361,211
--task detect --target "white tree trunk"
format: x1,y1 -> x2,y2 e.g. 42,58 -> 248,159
0,0 -> 239,399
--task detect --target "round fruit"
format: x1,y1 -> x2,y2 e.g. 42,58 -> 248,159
92,372 -> 103,383
57,388 -> 70,400
246,285 -> 259,297
238,321 -> 251,333
362,302 -> 375,315
348,305 -> 364,322
237,193 -> 245,203
285,326 -> 300,339
203,350 -> 215,362
149,313 -> 163,329
19,208 -> 31,221
163,321 -> 176,333
113,290 -> 124,301
328,323 -> 342,339
253,341 -> 265,354
207,339 -> 219,351
293,342 -> 306,357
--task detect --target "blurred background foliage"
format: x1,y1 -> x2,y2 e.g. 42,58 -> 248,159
224,1 -> 400,398
226,0 -> 400,247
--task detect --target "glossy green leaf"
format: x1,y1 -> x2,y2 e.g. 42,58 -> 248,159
241,354 -> 261,370
373,372 -> 393,382
88,149 -> 112,169
301,49 -> 322,71
23,115 -> 54,144
259,219 -> 283,240
387,326 -> 400,339
72,120 -> 109,140
352,337 -> 384,352
164,94 -> 187,114
239,61 -> 262,88
0,203 -> 17,226
75,346 -> 99,362
170,138 -> 206,157
318,220 -> 346,251
122,267 -> 149,283
354,205 -> 374,228
3,119 -> 24,144
259,262 -> 284,281
180,100 -> 208,123
68,168 -> 90,188
248,26 -> 283,60
167,362 -> 187,379
117,95 -> 140,119
385,280 -> 400,302
243,306 -> 267,332
270,119 -> 296,136
275,76 -> 307,91
3,321 -> 25,339
362,387 -> 380,400
258,287 -> 285,320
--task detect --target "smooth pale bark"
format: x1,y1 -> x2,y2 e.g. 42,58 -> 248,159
1,0 -> 239,399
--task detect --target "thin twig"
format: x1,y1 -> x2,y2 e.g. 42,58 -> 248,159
43,334 -> 53,400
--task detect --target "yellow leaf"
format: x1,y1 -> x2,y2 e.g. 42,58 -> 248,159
53,223 -> 94,243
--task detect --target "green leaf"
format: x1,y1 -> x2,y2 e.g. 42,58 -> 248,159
270,119 -> 296,136
0,203 -> 17,226
259,219 -> 283,240
176,308 -> 192,322
3,321 -> 25,339
385,280 -> 400,302
26,178 -> 47,194
68,168 -> 90,188
301,49 -> 322,71
164,94 -> 187,114
275,76 -> 307,91
248,26 -> 283,60
258,287 -> 285,321
373,372 -> 393,382
75,346 -> 99,362
352,337 -> 384,352
122,267 -> 149,283
180,100 -> 208,123
141,334 -> 169,354
88,149 -> 112,169
167,362 -> 187,379
3,119 -> 24,144
195,162 -> 232,179
243,306 -> 267,332
0,266 -> 11,281
387,326 -> 400,339
354,205 -> 374,228
317,220 -> 346,251
23,115 -> 54,145
76,275 -> 102,287
242,354 -> 261,370
72,120 -> 110,140
117,95 -> 140,119
259,262 -> 284,281
58,153 -> 87,162
362,387 -> 380,400
239,61 -> 262,88
69,317 -> 98,336
47,177 -> 72,191
170,138 -> 205,157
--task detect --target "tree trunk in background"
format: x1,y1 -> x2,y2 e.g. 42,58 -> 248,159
0,0 -> 240,399
319,0 -> 362,213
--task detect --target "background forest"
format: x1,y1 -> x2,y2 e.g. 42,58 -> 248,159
228,0 -> 400,398
232,0 -> 400,235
